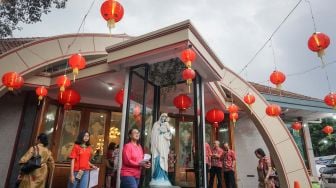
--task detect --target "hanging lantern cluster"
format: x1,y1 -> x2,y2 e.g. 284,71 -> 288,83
266,104 -> 282,117
2,72 -> 24,91
228,104 -> 239,126
324,92 -> 336,109
35,86 -> 48,104
308,32 -> 330,66
58,89 -> 81,110
114,88 -> 124,107
206,108 -> 224,128
181,48 -> 196,93
322,125 -> 334,137
270,70 -> 286,89
68,53 -> 86,81
100,0 -> 124,32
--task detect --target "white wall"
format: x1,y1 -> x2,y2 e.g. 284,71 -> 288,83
0,93 -> 25,187
234,116 -> 269,188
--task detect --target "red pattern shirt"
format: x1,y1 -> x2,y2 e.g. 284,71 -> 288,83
211,147 -> 224,168
69,144 -> 92,171
223,149 -> 236,171
205,143 -> 212,165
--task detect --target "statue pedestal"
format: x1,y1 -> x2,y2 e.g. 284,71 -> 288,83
150,186 -> 181,188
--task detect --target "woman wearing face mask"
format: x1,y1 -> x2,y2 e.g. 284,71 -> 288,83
120,128 -> 151,188
68,130 -> 97,188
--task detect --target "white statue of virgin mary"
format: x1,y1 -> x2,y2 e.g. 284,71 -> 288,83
150,113 -> 172,186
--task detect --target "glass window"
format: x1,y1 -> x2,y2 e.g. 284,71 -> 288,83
89,112 -> 106,163
57,110 -> 81,162
42,104 -> 58,147
218,121 -> 230,145
109,112 -> 122,145
309,117 -> 336,157
179,121 -> 194,168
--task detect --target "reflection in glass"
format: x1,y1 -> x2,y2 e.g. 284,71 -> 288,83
109,112 -> 122,145
179,121 -> 194,168
57,110 -> 81,162
42,104 -> 58,147
89,112 -> 106,163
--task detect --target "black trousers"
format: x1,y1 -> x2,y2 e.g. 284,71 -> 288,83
209,166 -> 222,188
223,170 -> 236,188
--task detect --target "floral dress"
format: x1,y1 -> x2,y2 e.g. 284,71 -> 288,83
257,156 -> 275,188
19,144 -> 54,188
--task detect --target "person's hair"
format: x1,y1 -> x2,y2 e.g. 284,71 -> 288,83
255,148 -> 266,157
108,142 -> 116,150
128,128 -> 139,142
75,130 -> 91,146
37,133 -> 48,147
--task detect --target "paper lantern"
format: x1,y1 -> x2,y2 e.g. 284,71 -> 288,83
266,104 -> 281,117
68,53 -> 86,81
114,89 -> 124,106
270,70 -> 286,89
229,112 -> 239,123
56,75 -> 71,92
308,32 -> 330,58
182,68 -> 196,93
180,49 -> 196,68
228,104 -> 239,113
100,0 -> 124,30
35,86 -> 48,103
206,108 -> 224,128
324,92 -> 336,109
291,122 -> 302,132
173,94 -> 192,111
244,93 -> 256,107
58,89 -> 81,110
2,72 -> 24,91
322,125 -> 334,136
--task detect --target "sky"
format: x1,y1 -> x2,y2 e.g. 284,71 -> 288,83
12,0 -> 336,99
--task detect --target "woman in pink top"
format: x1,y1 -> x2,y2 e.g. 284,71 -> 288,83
120,128 -> 151,188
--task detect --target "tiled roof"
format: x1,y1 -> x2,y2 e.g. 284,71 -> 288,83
250,82 -> 321,101
0,37 -> 42,55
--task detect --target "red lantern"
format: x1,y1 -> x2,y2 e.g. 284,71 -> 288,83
229,112 -> 239,123
270,70 -> 286,89
206,108 -> 224,128
115,89 -> 124,106
244,93 -> 256,107
58,89 -> 81,110
100,0 -> 124,30
35,86 -> 48,103
228,104 -> 239,113
266,104 -> 282,117
322,125 -> 334,136
68,53 -> 86,81
182,68 -> 196,93
291,122 -> 302,132
173,94 -> 192,111
181,49 -> 196,68
324,92 -> 336,109
308,32 -> 330,59
56,75 -> 71,92
2,72 -> 24,91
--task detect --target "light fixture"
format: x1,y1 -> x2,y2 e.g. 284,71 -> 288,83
219,128 -> 228,132
108,86 -> 113,91
323,140 -> 328,144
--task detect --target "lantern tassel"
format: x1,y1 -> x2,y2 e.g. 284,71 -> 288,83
8,87 -> 13,91
60,86 -> 65,92
276,84 -> 282,90
317,49 -> 325,58
319,56 -> 326,68
108,19 -> 115,30
38,100 -> 41,106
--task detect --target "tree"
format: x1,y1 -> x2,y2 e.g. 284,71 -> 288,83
0,0 -> 68,38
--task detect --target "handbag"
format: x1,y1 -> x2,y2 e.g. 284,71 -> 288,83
21,145 -> 42,174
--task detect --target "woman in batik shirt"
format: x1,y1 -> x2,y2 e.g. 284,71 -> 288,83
255,148 -> 275,188
19,133 -> 54,188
